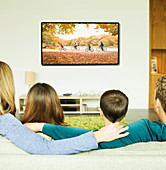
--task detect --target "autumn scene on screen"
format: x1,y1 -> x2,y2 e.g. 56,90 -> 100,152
42,23 -> 119,65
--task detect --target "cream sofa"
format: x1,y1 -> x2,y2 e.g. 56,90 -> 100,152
1,133 -> 166,170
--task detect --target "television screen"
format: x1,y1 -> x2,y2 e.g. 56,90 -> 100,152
41,22 -> 119,65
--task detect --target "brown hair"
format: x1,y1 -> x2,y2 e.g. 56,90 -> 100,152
22,83 -> 68,126
155,75 -> 166,113
0,61 -> 16,115
100,90 -> 128,123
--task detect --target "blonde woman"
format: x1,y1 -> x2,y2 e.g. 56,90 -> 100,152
0,61 -> 129,155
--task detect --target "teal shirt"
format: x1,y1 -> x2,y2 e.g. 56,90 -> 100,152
42,119 -> 166,149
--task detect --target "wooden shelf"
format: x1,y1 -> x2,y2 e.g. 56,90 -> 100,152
151,73 -> 165,76
149,0 -> 166,108
83,112 -> 100,114
61,104 -> 80,107
63,111 -> 81,114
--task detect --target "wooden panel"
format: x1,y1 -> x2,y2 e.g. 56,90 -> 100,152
149,0 -> 152,108
149,0 -> 166,108
151,0 -> 166,49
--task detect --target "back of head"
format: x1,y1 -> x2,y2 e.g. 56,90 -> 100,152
155,75 -> 166,113
0,61 -> 16,115
22,83 -> 67,126
100,90 -> 128,123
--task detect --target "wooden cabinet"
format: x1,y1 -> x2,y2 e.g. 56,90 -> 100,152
149,0 -> 166,108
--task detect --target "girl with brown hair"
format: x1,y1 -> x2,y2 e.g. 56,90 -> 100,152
22,83 -> 68,126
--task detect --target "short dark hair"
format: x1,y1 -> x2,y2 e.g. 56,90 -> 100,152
155,75 -> 166,113
100,90 -> 128,123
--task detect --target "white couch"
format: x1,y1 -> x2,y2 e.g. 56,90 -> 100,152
1,133 -> 166,170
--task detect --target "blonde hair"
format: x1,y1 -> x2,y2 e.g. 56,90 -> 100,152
0,61 -> 16,115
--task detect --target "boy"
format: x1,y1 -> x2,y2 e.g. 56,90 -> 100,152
100,90 -> 128,125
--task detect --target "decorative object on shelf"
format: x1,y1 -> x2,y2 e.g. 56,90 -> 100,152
82,104 -> 87,112
22,105 -> 26,111
63,93 -> 72,96
90,89 -> 95,96
77,91 -> 88,96
151,56 -> 158,73
25,72 -> 35,87
97,107 -> 101,111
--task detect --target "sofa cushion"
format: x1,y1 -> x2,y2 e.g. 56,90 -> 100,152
79,141 -> 166,156
0,133 -> 52,155
0,135 -> 28,155
1,134 -> 166,169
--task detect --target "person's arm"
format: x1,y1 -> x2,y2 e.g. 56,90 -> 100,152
42,124 -> 91,140
98,119 -> 154,149
24,123 -> 90,140
0,114 -> 98,155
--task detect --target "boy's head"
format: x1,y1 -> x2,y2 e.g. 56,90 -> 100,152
100,90 -> 129,123
155,75 -> 166,113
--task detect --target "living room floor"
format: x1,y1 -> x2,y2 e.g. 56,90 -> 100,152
125,109 -> 158,123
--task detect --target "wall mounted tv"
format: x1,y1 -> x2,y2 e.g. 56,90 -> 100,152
41,22 -> 119,65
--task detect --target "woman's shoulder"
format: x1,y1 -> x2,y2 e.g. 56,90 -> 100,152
0,113 -> 18,122
0,113 -> 22,130
0,113 -> 13,121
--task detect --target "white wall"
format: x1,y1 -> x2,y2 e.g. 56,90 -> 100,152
0,0 -> 149,109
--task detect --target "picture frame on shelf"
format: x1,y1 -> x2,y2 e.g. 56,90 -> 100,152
151,56 -> 158,73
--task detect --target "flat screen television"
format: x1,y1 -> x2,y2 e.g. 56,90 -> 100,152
41,22 -> 119,65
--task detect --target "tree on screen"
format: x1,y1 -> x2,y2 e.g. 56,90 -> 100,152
42,23 -> 76,35
94,24 -> 118,36
42,23 -> 118,36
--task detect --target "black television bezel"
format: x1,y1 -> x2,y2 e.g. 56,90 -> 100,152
41,22 -> 120,66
